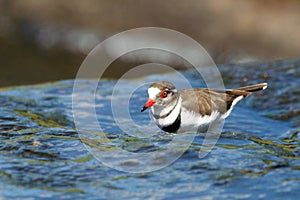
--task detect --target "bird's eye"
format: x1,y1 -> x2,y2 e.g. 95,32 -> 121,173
160,90 -> 168,98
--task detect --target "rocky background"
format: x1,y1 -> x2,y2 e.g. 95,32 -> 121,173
1,0 -> 300,86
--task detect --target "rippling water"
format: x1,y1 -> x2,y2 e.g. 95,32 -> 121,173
0,59 -> 299,199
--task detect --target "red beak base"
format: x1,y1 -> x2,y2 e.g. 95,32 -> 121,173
141,99 -> 156,112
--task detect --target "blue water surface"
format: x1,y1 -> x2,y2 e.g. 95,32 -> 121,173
0,59 -> 300,199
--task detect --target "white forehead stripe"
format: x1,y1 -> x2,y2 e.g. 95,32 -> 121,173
148,87 -> 161,99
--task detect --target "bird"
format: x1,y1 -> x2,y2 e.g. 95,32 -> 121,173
141,81 -> 267,133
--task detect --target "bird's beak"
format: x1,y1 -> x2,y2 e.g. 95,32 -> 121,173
141,99 -> 156,112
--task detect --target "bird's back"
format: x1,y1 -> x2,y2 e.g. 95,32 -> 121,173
178,88 -> 250,116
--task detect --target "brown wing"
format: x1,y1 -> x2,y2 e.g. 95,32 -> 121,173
179,88 -> 251,116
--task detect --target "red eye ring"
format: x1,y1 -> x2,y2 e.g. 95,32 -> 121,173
160,90 -> 168,98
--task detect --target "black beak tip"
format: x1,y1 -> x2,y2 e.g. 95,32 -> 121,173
141,106 -> 147,112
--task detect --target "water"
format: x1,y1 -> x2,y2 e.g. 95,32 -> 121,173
0,59 -> 300,199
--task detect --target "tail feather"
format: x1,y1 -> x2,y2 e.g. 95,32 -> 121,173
235,83 -> 268,92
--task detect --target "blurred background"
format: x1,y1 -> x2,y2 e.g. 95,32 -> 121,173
1,0 -> 300,86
